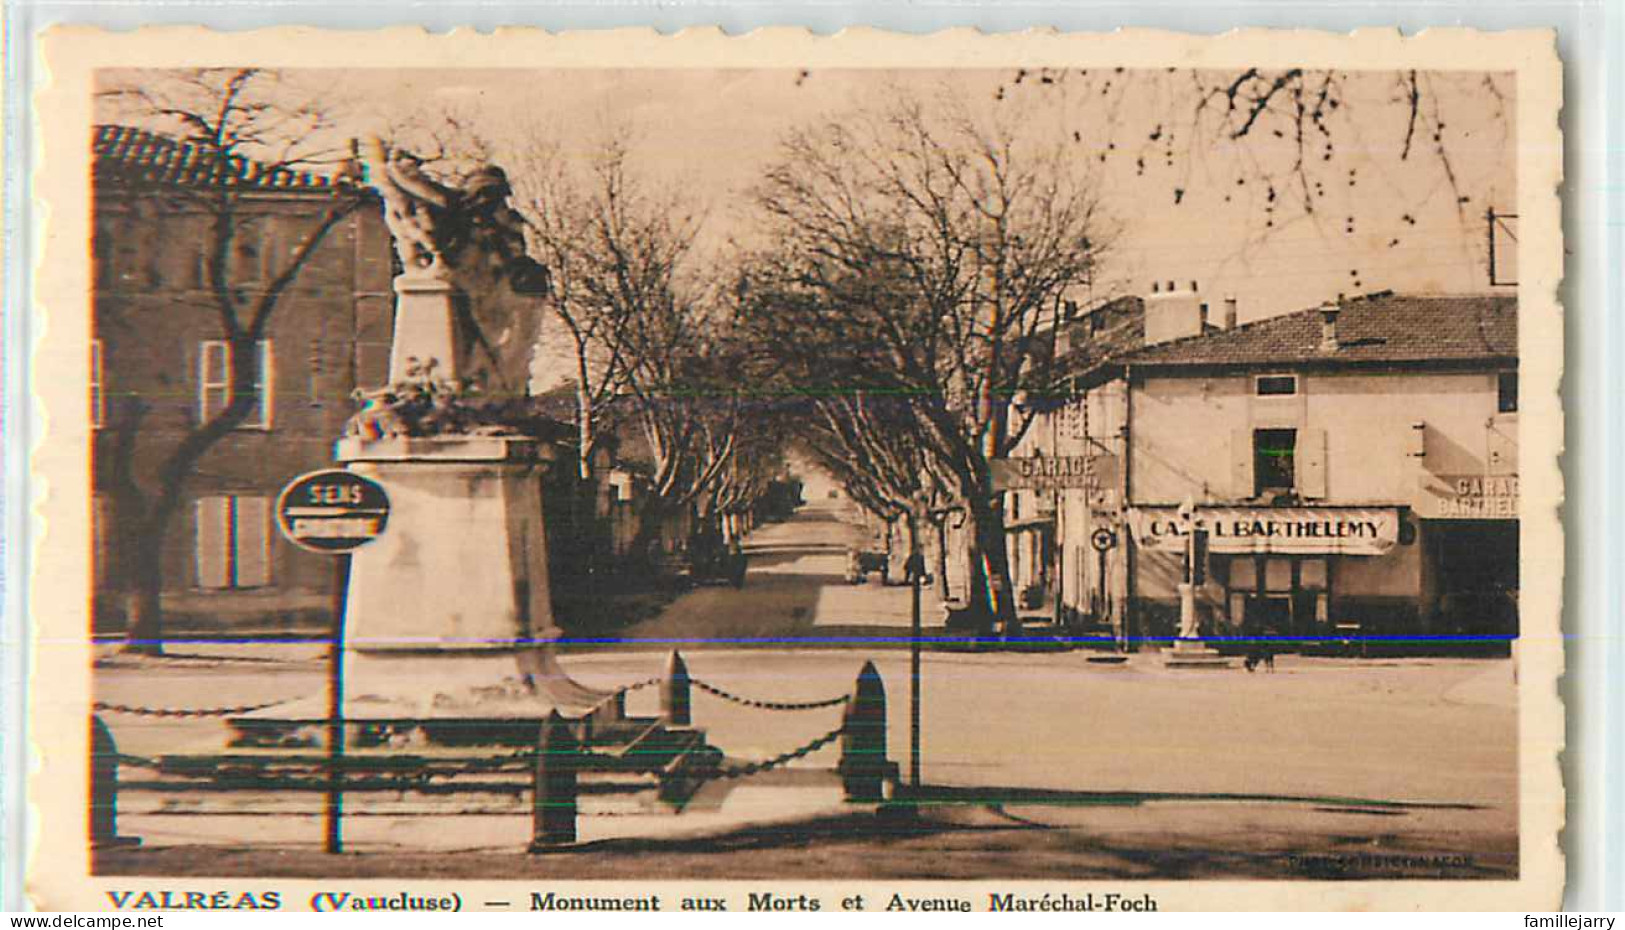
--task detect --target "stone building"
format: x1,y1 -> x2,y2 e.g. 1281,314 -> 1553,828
1013,287 -> 1518,650
90,125 -> 394,633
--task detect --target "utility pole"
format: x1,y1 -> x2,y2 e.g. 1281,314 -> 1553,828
908,494 -> 926,792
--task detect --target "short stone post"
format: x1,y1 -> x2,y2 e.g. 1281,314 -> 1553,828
90,716 -> 138,849
662,650 -> 691,727
839,660 -> 889,803
528,711 -> 579,852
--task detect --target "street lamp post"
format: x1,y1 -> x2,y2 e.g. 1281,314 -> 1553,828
907,494 -> 927,792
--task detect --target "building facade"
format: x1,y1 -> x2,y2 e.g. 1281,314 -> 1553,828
1017,287 -> 1518,649
91,125 -> 395,633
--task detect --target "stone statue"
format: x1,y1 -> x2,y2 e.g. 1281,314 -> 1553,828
362,138 -> 456,278
361,137 -> 551,399
361,137 -> 550,295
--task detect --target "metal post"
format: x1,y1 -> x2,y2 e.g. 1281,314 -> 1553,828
529,710 -> 580,851
90,715 -> 138,849
840,660 -> 889,803
1053,488 -> 1065,628
325,553 -> 351,855
908,517 -> 922,790
662,650 -> 690,726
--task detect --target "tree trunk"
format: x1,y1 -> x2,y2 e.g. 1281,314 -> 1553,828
627,493 -> 680,579
120,510 -> 173,656
576,386 -> 594,481
964,494 -> 1019,638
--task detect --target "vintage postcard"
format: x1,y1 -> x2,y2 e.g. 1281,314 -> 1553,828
29,26 -> 1563,910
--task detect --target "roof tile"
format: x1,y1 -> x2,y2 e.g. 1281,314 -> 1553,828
1120,292 -> 1516,368
93,124 -> 341,192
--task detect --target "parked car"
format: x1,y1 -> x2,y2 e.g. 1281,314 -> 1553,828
845,549 -> 889,584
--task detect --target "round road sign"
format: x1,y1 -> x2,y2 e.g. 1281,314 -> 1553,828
276,469 -> 391,554
1090,527 -> 1118,552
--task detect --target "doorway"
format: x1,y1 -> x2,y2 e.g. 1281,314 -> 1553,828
1427,520 -> 1518,636
1245,594 -> 1292,637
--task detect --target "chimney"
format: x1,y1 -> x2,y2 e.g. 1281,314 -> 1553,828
1144,279 -> 1204,346
1223,295 -> 1239,330
1318,303 -> 1341,353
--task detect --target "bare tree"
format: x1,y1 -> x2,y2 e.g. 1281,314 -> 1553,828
620,308 -> 748,562
507,128 -> 745,563
990,67 -> 1512,272
508,133 -> 680,481
750,96 -> 1109,632
96,69 -> 366,655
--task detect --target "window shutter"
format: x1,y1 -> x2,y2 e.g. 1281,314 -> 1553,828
234,496 -> 272,588
92,495 -> 113,590
253,340 -> 275,429
1297,428 -> 1327,499
199,341 -> 229,421
1231,429 -> 1253,498
195,497 -> 231,589
89,340 -> 104,429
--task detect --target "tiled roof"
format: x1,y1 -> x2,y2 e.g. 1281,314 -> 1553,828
1120,292 -> 1516,369
1060,295 -> 1146,373
93,124 -> 341,192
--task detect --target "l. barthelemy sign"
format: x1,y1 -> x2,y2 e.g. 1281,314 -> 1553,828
1129,506 -> 1401,556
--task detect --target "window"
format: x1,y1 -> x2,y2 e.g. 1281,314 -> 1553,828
1256,374 -> 1298,396
89,340 -> 105,429
199,340 -> 274,429
1497,371 -> 1518,413
1254,428 -> 1297,496
195,495 -> 272,589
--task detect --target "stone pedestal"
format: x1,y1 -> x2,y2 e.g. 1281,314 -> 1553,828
1162,638 -> 1233,669
339,434 -> 612,716
233,434 -> 617,743
388,275 -> 461,383
1163,582 -> 1232,669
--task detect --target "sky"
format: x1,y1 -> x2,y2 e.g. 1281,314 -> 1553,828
327,66 -> 1516,320
101,66 -> 1518,386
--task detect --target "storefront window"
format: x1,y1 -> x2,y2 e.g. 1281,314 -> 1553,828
1300,558 -> 1328,591
1230,557 -> 1256,591
1264,558 -> 1292,593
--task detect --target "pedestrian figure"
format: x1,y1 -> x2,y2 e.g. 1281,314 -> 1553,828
904,550 -> 926,587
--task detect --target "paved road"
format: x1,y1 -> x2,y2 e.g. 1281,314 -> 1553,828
607,499 -> 949,649
96,646 -> 1517,876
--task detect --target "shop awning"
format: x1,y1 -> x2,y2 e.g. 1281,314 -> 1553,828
1128,506 -> 1401,556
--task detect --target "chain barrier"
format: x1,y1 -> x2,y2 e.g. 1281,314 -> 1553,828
585,676 -> 663,716
115,753 -> 167,772
107,675 -> 849,790
94,699 -> 288,719
704,724 -> 845,782
690,676 -> 851,712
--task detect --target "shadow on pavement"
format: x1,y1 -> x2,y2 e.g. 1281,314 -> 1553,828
900,783 -> 1485,813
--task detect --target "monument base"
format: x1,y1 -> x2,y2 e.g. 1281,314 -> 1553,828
229,644 -> 641,749
234,433 -> 624,748
1161,638 -> 1234,669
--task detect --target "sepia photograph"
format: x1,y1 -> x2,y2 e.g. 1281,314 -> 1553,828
25,27 -> 1564,909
